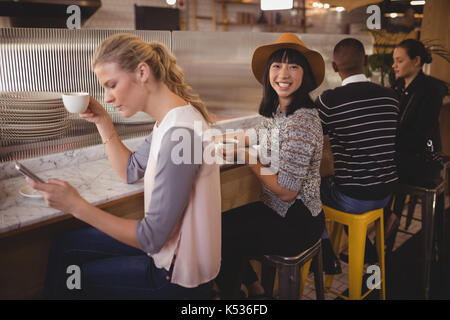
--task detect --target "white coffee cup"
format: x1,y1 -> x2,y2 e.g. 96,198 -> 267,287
62,92 -> 90,113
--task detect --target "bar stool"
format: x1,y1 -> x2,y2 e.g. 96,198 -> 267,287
392,179 -> 446,299
260,238 -> 324,300
323,205 -> 386,300
404,157 -> 450,232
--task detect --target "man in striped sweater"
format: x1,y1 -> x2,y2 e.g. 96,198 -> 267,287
315,38 -> 399,273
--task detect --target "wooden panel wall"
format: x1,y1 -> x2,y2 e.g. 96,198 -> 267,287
421,0 -> 450,85
0,194 -> 145,299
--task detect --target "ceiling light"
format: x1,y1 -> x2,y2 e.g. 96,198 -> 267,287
410,1 -> 425,5
384,13 -> 405,18
261,0 -> 293,10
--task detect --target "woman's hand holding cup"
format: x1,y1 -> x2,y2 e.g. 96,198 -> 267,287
79,96 -> 112,126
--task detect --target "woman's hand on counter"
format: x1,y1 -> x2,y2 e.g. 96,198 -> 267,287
25,178 -> 88,216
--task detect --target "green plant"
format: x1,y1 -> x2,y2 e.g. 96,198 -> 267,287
366,53 -> 394,86
365,29 -> 406,86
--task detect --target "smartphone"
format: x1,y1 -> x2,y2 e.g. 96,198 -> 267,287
15,161 -> 45,183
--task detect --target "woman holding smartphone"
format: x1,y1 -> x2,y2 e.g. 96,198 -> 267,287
215,33 -> 326,299
27,33 -> 221,299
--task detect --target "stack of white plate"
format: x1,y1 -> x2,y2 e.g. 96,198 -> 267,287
0,92 -> 69,142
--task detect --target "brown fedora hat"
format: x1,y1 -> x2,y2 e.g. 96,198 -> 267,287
252,33 -> 325,89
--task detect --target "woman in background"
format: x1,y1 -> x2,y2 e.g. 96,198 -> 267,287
385,38 -> 447,243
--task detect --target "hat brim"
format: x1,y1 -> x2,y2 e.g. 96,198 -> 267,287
252,42 -> 325,90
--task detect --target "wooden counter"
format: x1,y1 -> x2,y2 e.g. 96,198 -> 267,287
0,136 -> 334,299
0,164 -> 262,299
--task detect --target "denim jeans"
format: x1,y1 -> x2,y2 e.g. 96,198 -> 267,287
44,227 -> 212,299
320,176 -> 391,239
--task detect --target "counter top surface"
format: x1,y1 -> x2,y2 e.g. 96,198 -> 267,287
0,114 -> 261,236
0,157 -> 144,235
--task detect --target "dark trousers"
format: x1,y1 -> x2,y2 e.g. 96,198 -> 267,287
44,227 -> 212,299
215,200 -> 325,298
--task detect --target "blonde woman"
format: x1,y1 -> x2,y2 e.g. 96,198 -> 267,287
27,34 -> 221,299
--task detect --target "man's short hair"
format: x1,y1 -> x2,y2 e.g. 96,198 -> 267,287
334,38 -> 365,56
333,38 -> 366,74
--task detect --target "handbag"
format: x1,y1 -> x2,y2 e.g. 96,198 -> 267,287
397,139 -> 443,188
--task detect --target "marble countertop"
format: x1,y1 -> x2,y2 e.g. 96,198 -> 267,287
0,114 -> 261,236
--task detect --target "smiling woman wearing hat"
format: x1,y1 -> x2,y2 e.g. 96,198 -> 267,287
215,33 -> 326,299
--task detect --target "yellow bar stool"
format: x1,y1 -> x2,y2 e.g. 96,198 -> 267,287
323,205 -> 386,300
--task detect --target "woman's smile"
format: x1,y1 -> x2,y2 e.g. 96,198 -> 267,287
275,82 -> 292,90
269,62 -> 304,105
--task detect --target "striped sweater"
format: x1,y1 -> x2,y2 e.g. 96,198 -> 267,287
316,76 -> 399,200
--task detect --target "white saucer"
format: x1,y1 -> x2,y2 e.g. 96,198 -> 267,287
19,185 -> 44,199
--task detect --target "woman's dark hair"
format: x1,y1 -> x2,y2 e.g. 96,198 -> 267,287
259,48 -> 317,118
397,39 -> 432,66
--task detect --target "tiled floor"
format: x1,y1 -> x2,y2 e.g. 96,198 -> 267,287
301,195 -> 449,300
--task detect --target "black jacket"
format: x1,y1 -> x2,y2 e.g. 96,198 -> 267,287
393,71 -> 446,155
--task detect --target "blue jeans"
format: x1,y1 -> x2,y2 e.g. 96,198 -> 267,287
44,227 -> 212,299
320,176 -> 391,239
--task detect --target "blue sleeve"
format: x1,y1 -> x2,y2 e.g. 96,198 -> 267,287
135,127 -> 201,254
126,133 -> 153,184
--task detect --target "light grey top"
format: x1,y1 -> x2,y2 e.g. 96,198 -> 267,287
127,127 -> 201,254
256,107 -> 323,217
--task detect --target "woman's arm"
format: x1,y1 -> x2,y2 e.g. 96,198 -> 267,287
246,157 -> 299,202
26,127 -> 200,253
27,178 -> 141,249
79,97 -> 131,183
96,120 -> 131,183
244,113 -> 321,203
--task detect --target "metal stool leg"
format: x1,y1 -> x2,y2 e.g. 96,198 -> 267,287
434,192 -> 447,295
348,222 -> 367,299
421,190 -> 437,300
313,246 -> 325,300
406,195 -> 419,230
375,215 -> 386,300
278,265 -> 300,300
325,223 -> 344,289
